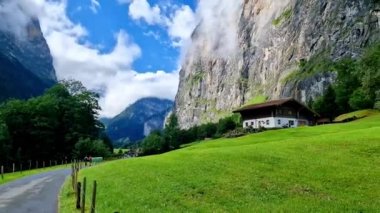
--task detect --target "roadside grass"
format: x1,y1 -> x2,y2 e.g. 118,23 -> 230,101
60,113 -> 380,212
0,164 -> 70,185
334,109 -> 378,122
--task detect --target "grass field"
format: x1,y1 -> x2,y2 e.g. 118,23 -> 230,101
0,164 -> 70,185
60,113 -> 380,212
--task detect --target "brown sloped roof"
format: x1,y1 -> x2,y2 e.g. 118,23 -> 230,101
233,98 -> 319,116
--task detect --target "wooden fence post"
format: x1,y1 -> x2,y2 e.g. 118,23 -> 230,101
36,161 -> 38,169
81,177 -> 87,213
1,165 -> 4,180
20,163 -> 22,174
12,163 -> 15,173
43,161 -> 45,168
91,180 -> 97,213
76,182 -> 81,209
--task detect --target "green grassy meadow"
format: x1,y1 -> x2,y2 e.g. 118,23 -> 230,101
60,113 -> 380,212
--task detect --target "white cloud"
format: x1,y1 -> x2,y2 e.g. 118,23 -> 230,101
167,5 -> 196,47
118,0 -> 197,48
128,0 -> 164,25
101,70 -> 178,117
1,0 -> 179,118
90,0 -> 101,14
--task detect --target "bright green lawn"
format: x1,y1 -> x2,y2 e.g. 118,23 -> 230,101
0,164 -> 70,185
60,114 -> 380,212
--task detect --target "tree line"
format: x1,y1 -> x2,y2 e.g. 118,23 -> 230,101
0,80 -> 112,167
311,43 -> 380,119
140,114 -> 241,155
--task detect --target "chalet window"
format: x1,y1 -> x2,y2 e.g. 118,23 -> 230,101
289,120 -> 295,126
278,119 -> 281,125
245,122 -> 249,127
266,120 -> 269,125
251,122 -> 254,126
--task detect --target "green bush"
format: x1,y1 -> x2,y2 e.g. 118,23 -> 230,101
73,138 -> 111,158
349,88 -> 374,110
141,131 -> 166,155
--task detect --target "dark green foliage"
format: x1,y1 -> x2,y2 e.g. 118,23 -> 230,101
349,88 -> 374,110
359,43 -> 380,103
0,80 -> 111,165
141,131 -> 166,155
216,116 -> 239,135
140,114 -> 241,155
312,43 -> 380,118
197,123 -> 217,139
164,114 -> 180,150
73,138 -> 111,158
312,86 -> 338,120
333,58 -> 360,114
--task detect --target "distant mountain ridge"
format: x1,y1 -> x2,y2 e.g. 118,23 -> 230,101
104,98 -> 173,145
0,19 -> 57,102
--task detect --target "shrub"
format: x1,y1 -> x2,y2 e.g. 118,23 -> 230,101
141,131 -> 166,155
349,88 -> 374,110
73,138 -> 111,158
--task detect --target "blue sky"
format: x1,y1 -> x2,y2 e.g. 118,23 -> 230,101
0,0 -> 200,117
66,0 -> 197,72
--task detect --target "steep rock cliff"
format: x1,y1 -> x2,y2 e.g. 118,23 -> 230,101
175,0 -> 380,128
0,19 -> 57,102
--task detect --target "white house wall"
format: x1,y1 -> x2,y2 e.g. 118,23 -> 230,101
243,117 -> 309,129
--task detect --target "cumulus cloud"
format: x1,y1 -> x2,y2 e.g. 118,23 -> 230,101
118,0 -> 197,48
0,0 -> 179,118
128,0 -> 163,25
167,5 -> 196,47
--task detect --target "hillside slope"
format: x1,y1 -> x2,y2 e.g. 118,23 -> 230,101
174,0 -> 380,128
61,113 -> 380,212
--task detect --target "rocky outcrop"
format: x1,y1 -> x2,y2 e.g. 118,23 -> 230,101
0,19 -> 57,102
174,0 -> 380,129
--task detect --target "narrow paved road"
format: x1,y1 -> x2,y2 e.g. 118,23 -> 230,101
0,169 -> 70,213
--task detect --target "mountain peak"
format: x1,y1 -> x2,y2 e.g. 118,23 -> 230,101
105,98 -> 173,146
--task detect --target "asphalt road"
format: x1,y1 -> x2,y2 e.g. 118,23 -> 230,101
0,169 -> 70,213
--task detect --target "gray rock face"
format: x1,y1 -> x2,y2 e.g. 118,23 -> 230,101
0,19 -> 56,83
174,0 -> 380,129
0,19 -> 57,102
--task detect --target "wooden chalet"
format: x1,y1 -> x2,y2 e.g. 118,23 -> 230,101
233,98 -> 319,129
